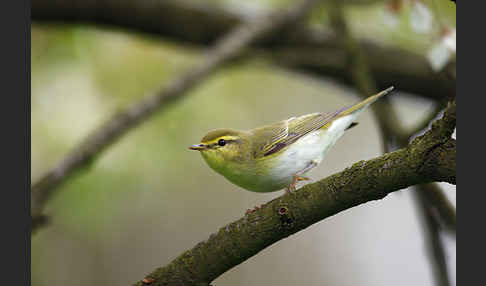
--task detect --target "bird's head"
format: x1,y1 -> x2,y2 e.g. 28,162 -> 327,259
189,129 -> 250,169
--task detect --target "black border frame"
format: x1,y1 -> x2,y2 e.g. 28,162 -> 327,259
2,0 -> 30,285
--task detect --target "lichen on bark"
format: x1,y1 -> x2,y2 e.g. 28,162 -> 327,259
133,102 -> 456,286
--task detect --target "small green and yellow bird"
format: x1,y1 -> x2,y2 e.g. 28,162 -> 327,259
189,87 -> 394,194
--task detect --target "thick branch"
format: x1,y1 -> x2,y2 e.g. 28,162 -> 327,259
133,104 -> 456,286
411,101 -> 456,185
321,6 -> 455,286
409,103 -> 455,286
31,0 -> 323,232
31,0 -> 455,100
333,0 -> 456,222
327,2 -> 456,188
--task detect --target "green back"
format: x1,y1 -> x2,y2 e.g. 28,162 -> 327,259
249,111 -> 340,159
248,87 -> 394,159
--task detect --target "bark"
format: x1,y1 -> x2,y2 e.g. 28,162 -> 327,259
133,102 -> 455,286
327,6 -> 455,285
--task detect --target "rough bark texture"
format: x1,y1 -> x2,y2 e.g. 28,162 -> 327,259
327,6 -> 455,285
31,1 -> 456,284
133,102 -> 455,286
31,0 -> 455,100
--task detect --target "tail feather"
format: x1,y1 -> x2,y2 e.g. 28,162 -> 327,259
345,122 -> 359,131
338,86 -> 394,117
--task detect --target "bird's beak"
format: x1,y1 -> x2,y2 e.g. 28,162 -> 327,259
189,144 -> 207,151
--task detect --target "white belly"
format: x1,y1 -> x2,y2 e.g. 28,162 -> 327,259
270,114 -> 356,183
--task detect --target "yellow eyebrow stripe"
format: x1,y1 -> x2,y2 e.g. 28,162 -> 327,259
202,136 -> 239,145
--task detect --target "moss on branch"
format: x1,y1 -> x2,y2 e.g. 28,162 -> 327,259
133,103 -> 456,286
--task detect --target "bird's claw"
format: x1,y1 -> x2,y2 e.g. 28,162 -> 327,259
285,184 -> 296,194
295,175 -> 310,182
285,174 -> 310,194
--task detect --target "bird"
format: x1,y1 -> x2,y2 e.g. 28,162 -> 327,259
189,87 -> 394,195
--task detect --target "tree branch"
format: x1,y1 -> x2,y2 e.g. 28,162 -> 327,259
328,0 -> 456,227
410,105 -> 455,286
133,102 -> 456,286
328,5 -> 454,286
31,0 -> 323,232
31,0 -> 455,100
411,101 -> 456,185
327,0 -> 404,151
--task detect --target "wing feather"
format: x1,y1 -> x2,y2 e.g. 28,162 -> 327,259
249,120 -> 289,158
249,87 -> 394,159
250,110 -> 341,159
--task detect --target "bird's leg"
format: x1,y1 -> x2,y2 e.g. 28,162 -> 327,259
285,160 -> 318,194
285,175 -> 299,194
285,174 -> 310,194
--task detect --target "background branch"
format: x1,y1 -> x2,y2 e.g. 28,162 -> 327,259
133,102 -> 455,286
417,183 -> 456,234
328,4 -> 455,286
328,0 -> 404,151
32,0 -> 455,100
414,184 -> 452,286
31,1 -> 456,285
31,0 -> 323,233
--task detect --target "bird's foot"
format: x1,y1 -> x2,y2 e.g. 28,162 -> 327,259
295,175 -> 311,182
285,175 -> 310,194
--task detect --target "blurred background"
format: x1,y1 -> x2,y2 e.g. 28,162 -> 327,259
31,0 -> 456,285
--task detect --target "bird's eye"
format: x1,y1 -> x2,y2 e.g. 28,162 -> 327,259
218,139 -> 226,146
